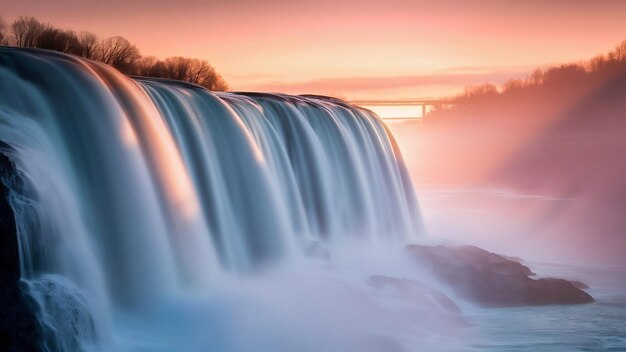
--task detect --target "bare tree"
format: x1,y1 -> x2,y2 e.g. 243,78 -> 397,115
134,56 -> 228,91
162,57 -> 228,91
135,56 -> 158,76
527,68 -> 544,86
462,84 -> 498,99
542,64 -> 586,87
613,40 -> 626,62
588,55 -> 606,72
186,59 -> 228,91
7,17 -> 95,57
163,56 -> 192,81
5,16 -> 228,89
96,36 -> 141,73
199,67 -> 228,91
36,27 -> 79,53
11,16 -> 46,47
502,79 -> 524,92
77,31 -> 99,59
0,16 -> 7,45
63,30 -> 84,56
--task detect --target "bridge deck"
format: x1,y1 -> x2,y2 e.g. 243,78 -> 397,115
348,99 -> 449,106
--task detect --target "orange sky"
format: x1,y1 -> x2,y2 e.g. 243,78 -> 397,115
3,0 -> 626,99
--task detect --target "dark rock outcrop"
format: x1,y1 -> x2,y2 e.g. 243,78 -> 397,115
406,244 -> 594,307
0,143 -> 45,352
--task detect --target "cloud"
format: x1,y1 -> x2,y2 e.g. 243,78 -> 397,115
243,66 -> 535,96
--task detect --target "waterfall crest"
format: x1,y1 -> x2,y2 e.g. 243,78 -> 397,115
0,48 -> 421,351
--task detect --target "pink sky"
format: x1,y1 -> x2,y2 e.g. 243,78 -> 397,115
2,0 -> 626,99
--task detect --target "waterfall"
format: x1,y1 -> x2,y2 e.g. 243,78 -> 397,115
0,48 -> 422,351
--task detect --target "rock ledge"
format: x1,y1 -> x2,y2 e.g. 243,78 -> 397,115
406,244 -> 594,307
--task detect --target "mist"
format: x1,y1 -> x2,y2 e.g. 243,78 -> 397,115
388,43 -> 626,264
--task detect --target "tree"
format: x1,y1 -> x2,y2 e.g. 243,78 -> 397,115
0,16 -> 7,45
185,59 -> 227,91
527,68 -> 544,86
612,40 -> 626,62
11,16 -> 46,47
135,56 -> 228,91
36,27 -> 79,53
588,54 -> 606,73
163,57 -> 228,90
542,64 -> 587,87
463,84 -> 498,98
76,31 -> 99,59
135,56 -> 164,76
502,79 -> 524,92
5,16 -> 228,89
96,36 -> 141,73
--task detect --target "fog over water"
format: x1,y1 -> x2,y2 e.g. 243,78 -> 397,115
388,75 -> 626,265
385,75 -> 626,349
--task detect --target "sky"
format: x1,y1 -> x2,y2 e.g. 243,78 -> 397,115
2,0 -> 626,100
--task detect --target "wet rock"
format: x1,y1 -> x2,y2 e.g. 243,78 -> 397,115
406,244 -> 594,307
569,280 -> 590,289
0,143 -> 45,352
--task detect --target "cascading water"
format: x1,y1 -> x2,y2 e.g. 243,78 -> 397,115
0,48 -> 430,351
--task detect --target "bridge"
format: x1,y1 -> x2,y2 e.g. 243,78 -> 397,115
348,99 -> 453,120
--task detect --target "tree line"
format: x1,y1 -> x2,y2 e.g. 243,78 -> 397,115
389,38 -> 626,196
0,16 -> 228,91
447,40 -> 626,108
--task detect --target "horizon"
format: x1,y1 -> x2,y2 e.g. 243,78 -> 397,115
3,0 -> 626,102
2,2 -> 626,351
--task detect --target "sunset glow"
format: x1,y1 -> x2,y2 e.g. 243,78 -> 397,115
3,0 -> 626,100
3,1 -> 626,351
361,105 -> 425,119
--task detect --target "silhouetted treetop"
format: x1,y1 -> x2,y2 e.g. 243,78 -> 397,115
11,16 -> 45,48
96,36 -> 141,72
444,39 -> 626,111
1,15 -> 228,91
136,56 -> 228,91
609,40 -> 626,62
0,16 -> 7,45
77,31 -> 99,59
459,84 -> 498,101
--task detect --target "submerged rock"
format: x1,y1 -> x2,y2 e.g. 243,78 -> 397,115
406,244 -> 594,307
368,275 -> 464,315
367,274 -> 470,335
